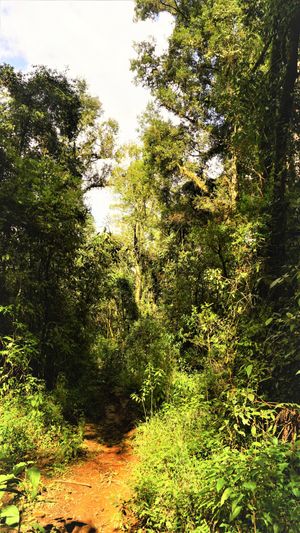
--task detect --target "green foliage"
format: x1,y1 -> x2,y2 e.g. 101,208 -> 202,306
0,504 -> 20,528
25,467 -> 41,500
0,332 -> 37,387
131,374 -> 300,532
0,332 -> 83,468
0,462 -> 42,529
131,0 -> 300,392
0,6 -> 298,530
131,363 -> 166,420
0,377 -> 82,468
0,65 -> 118,390
112,6 -> 300,528
123,316 -> 176,399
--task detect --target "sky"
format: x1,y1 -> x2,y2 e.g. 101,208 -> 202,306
0,0 -> 173,228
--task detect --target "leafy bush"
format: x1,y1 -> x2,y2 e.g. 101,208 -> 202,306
0,462 -> 41,529
0,377 -> 82,468
123,316 -> 177,414
0,333 -> 83,469
131,374 -> 300,532
194,439 -> 300,532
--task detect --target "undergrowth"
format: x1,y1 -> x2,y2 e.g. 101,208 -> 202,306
0,334 -> 83,470
0,380 -> 83,469
131,372 -> 300,532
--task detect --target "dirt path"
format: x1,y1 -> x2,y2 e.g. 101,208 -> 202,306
33,424 -> 137,532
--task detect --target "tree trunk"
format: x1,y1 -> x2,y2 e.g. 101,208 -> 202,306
269,2 -> 300,277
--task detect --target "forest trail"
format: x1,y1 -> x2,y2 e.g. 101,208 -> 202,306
34,423 -> 137,532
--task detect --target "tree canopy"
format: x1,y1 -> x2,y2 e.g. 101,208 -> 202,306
0,2 -> 300,530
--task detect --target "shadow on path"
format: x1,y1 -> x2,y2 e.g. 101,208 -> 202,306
83,418 -> 134,449
44,517 -> 97,531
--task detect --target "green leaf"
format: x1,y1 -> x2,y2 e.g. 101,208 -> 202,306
246,364 -> 253,377
26,466 -> 40,498
231,496 -> 242,511
0,505 -> 20,526
291,487 -> 300,497
29,524 -> 46,533
262,512 -> 272,525
243,481 -> 256,492
13,461 -> 30,476
220,487 -> 232,506
230,505 -> 242,521
216,478 -> 226,492
251,425 -> 257,437
265,317 -> 273,325
0,474 -> 15,484
270,277 -> 283,289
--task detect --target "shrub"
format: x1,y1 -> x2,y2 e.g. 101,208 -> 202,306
131,373 -> 300,532
0,333 -> 83,469
0,377 -> 82,469
123,316 -> 176,404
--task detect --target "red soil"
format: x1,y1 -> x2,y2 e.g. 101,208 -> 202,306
33,424 -> 137,532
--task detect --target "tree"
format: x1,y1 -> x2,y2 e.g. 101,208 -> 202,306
268,0 -> 300,275
112,143 -> 160,307
0,65 -> 118,387
133,0 -> 300,280
132,0 -> 300,396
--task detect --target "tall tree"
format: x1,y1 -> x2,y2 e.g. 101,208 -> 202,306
268,0 -> 300,275
133,0 -> 300,275
132,0 -> 300,395
0,65 -> 118,387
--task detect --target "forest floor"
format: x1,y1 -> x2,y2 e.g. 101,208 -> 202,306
31,422 -> 137,533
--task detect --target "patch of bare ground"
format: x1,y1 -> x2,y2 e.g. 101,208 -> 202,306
31,423 -> 137,533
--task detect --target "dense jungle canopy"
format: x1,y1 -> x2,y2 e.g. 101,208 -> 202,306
0,1 -> 300,531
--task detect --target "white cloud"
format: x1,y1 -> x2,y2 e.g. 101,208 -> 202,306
0,0 -> 172,143
0,0 -> 173,228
